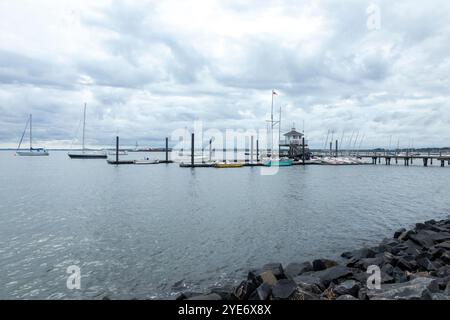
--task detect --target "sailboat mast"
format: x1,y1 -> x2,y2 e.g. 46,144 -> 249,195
82,103 -> 86,152
271,90 -> 274,156
30,114 -> 32,150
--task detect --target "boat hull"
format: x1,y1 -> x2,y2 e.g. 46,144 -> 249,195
134,160 -> 160,165
16,150 -> 49,156
68,153 -> 107,159
263,159 -> 294,167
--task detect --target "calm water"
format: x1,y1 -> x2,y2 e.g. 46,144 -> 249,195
1,150 -> 449,299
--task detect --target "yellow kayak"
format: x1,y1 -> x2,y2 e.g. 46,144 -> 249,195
214,163 -> 244,168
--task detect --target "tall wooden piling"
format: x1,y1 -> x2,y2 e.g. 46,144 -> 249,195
250,136 -> 254,164
302,137 -> 306,165
335,140 -> 338,157
256,140 -> 259,162
116,136 -> 119,163
209,139 -> 212,162
191,133 -> 194,167
165,137 -> 169,162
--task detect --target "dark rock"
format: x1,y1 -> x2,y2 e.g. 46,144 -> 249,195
367,277 -> 436,300
341,247 -> 377,260
394,228 -> 407,239
436,241 -> 450,250
285,262 -> 313,278
429,247 -> 446,260
312,259 -> 338,271
395,257 -> 413,271
210,286 -> 234,300
398,230 -> 415,242
435,266 -> 450,278
232,280 -> 257,300
358,287 -> 368,300
356,256 -> 384,270
271,279 -> 297,299
290,288 -> 320,300
187,293 -> 223,300
336,294 -> 358,300
381,263 -> 394,275
441,252 -> 450,264
445,281 -> 450,294
416,257 -> 437,272
255,283 -> 272,300
410,230 -> 450,248
392,267 -> 408,283
334,280 -> 360,297
176,292 -> 203,300
314,265 -> 352,287
431,293 -> 450,300
262,263 -> 284,279
293,274 -> 324,292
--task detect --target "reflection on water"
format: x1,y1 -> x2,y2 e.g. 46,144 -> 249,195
0,151 -> 449,299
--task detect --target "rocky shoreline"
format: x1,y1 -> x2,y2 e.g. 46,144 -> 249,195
177,218 -> 450,300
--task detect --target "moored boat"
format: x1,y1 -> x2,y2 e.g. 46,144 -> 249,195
134,159 -> 160,165
16,114 -> 49,157
214,162 -> 244,168
68,103 -> 107,159
262,158 -> 294,167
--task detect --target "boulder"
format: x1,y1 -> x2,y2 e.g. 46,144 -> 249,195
398,230 -> 415,242
341,247 -> 377,260
441,252 -> 450,264
187,293 -> 223,300
232,280 -> 257,300
336,294 -> 358,300
334,280 -> 360,297
436,241 -> 450,250
290,288 -> 320,300
314,265 -> 352,287
392,267 -> 408,283
394,228 -> 407,239
271,279 -> 297,299
285,262 -> 313,278
255,283 -> 272,300
293,274 -> 324,292
355,256 -> 384,270
262,263 -> 285,279
416,257 -> 437,272
431,293 -> 450,300
367,277 -> 436,300
312,259 -> 338,271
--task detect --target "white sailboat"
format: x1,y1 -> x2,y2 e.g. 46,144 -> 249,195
68,103 -> 107,159
16,114 -> 49,156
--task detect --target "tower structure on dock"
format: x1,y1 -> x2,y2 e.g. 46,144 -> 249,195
280,127 -> 311,160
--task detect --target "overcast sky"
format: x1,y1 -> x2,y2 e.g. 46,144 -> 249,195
1,0 -> 450,149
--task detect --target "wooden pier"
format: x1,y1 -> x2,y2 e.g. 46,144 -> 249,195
355,153 -> 450,167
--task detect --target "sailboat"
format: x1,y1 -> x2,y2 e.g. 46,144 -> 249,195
68,103 -> 107,159
16,114 -> 49,156
262,90 -> 293,167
